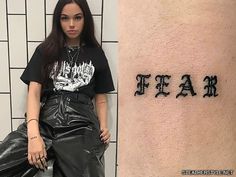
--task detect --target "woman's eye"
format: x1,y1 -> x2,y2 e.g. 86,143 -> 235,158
60,16 -> 68,21
75,16 -> 82,20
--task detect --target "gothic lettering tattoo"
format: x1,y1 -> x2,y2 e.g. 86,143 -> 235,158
155,75 -> 171,97
134,74 -> 219,99
203,76 -> 218,97
134,74 -> 151,96
176,74 -> 197,98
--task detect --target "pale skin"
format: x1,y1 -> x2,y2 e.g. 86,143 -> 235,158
27,2 -> 111,170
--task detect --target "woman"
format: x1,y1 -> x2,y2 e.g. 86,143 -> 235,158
0,0 -> 114,176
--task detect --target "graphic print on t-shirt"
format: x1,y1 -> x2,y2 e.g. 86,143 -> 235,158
50,60 -> 95,91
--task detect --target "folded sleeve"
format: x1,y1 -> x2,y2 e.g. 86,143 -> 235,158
94,49 -> 115,93
20,45 -> 44,85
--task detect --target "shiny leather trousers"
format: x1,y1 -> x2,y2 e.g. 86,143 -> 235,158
0,91 -> 106,177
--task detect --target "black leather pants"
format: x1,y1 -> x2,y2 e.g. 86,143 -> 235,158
0,91 -> 106,177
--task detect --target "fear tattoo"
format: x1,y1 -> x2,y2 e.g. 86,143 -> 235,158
134,74 -> 219,98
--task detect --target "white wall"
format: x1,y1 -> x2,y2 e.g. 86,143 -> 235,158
0,0 -> 118,176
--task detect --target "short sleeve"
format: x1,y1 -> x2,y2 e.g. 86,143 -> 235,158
94,49 -> 115,93
20,46 -> 43,85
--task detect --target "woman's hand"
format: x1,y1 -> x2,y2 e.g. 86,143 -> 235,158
27,135 -> 48,170
100,127 -> 111,144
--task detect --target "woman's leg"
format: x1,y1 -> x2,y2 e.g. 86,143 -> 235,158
40,92 -> 106,177
52,126 -> 106,177
0,122 -> 53,177
83,143 -> 106,177
0,122 -> 37,177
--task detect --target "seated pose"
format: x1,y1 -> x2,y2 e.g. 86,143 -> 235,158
0,0 -> 114,176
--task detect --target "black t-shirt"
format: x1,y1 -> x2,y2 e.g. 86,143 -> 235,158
20,45 -> 115,99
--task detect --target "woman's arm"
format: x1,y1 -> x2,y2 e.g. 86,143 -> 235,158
95,93 -> 111,144
27,81 -> 41,137
26,81 -> 47,170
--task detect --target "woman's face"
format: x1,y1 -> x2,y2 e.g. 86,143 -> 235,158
60,2 -> 84,45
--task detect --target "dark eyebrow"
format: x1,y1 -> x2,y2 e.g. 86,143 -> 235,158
61,13 -> 83,16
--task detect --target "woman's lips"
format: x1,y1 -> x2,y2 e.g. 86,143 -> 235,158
67,30 -> 77,34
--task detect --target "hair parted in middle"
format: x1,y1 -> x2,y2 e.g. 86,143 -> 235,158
39,0 -> 100,86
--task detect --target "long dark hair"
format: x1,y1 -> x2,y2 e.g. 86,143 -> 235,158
40,0 -> 100,86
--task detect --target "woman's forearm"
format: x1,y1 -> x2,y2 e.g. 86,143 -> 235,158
95,94 -> 108,129
26,82 -> 42,137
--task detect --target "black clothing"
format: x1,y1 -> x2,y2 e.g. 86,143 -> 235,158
20,45 -> 115,98
0,44 -> 114,176
0,92 -> 106,177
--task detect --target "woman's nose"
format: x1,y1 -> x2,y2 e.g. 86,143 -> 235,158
69,19 -> 74,27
